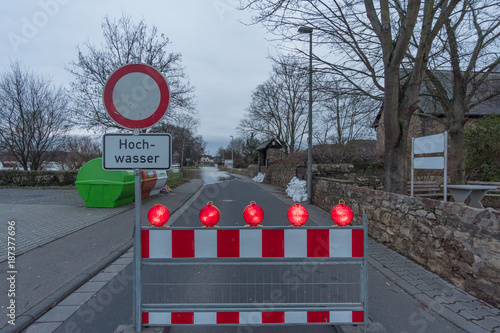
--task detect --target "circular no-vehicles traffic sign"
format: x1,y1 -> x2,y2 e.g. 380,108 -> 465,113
103,63 -> 169,129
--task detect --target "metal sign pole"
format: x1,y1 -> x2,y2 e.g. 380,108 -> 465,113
362,214 -> 369,325
133,129 -> 142,332
134,168 -> 142,332
443,131 -> 448,202
102,57 -> 169,332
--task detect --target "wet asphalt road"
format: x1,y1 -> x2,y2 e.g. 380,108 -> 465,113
53,172 -> 339,333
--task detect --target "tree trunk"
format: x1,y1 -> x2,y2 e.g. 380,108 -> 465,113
444,19 -> 467,185
447,93 -> 466,184
384,136 -> 409,193
448,126 -> 466,184
383,68 -> 409,194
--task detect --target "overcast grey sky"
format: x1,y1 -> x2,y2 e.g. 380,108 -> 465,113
0,0 -> 276,155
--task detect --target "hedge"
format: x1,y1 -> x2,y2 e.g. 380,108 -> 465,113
0,170 -> 78,187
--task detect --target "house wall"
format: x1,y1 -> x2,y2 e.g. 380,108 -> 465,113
267,148 -> 281,163
375,112 -> 447,154
376,113 -> 484,155
258,147 -> 282,170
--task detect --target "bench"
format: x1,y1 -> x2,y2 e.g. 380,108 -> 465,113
467,181 -> 500,198
408,181 -> 451,200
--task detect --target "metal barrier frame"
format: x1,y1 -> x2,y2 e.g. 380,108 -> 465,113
136,214 -> 368,329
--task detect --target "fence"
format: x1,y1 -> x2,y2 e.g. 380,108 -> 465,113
138,215 -> 368,328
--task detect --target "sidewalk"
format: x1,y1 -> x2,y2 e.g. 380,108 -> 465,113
0,189 -> 132,261
0,179 -> 204,333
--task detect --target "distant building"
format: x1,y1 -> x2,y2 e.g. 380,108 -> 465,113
200,155 -> 215,165
41,162 -> 64,171
0,153 -> 20,170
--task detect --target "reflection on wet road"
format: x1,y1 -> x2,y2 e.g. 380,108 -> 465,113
200,166 -> 232,184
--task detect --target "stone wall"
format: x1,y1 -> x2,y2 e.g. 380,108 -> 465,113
312,177 -> 500,307
228,165 -> 259,178
265,165 -> 297,188
266,164 -> 383,190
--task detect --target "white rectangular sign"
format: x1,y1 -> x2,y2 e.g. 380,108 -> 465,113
413,156 -> 445,170
103,133 -> 172,170
413,133 -> 446,154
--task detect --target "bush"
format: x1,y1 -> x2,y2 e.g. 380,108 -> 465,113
0,170 -> 78,187
272,150 -> 307,166
465,115 -> 500,181
313,142 -> 383,164
270,144 -> 383,173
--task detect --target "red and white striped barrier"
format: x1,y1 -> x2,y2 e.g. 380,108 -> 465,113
141,228 -> 364,259
142,310 -> 364,325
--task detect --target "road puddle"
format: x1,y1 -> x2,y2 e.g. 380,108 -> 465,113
200,166 -> 232,184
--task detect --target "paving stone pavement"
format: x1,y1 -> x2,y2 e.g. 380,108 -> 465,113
24,249 -> 135,333
0,189 -> 135,262
368,239 -> 500,333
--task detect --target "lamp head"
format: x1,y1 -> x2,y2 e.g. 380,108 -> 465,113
298,26 -> 313,34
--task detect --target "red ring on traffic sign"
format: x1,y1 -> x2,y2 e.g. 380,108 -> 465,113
103,64 -> 170,129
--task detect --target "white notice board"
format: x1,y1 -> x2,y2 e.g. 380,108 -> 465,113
103,133 -> 172,170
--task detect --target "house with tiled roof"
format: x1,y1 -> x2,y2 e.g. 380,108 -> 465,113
372,70 -> 500,153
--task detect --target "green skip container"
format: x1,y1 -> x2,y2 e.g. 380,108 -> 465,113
76,157 -> 136,207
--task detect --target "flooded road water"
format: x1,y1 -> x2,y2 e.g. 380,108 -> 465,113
181,166 -> 232,184
200,166 -> 232,184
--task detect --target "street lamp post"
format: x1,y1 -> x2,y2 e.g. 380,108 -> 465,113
230,135 -> 234,168
298,26 -> 313,203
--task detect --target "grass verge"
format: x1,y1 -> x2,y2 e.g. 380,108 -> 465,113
166,172 -> 190,189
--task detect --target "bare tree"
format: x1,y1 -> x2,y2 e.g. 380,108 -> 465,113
68,14 -> 196,131
62,136 -> 101,170
189,135 -> 207,164
242,0 -> 459,194
216,146 -> 229,163
315,79 -> 380,145
150,115 -> 206,166
0,62 -> 71,170
239,55 -> 313,153
416,0 -> 500,184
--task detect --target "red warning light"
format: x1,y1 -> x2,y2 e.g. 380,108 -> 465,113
147,204 -> 170,227
243,201 -> 264,227
287,203 -> 309,227
331,199 -> 353,226
199,201 -> 221,227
